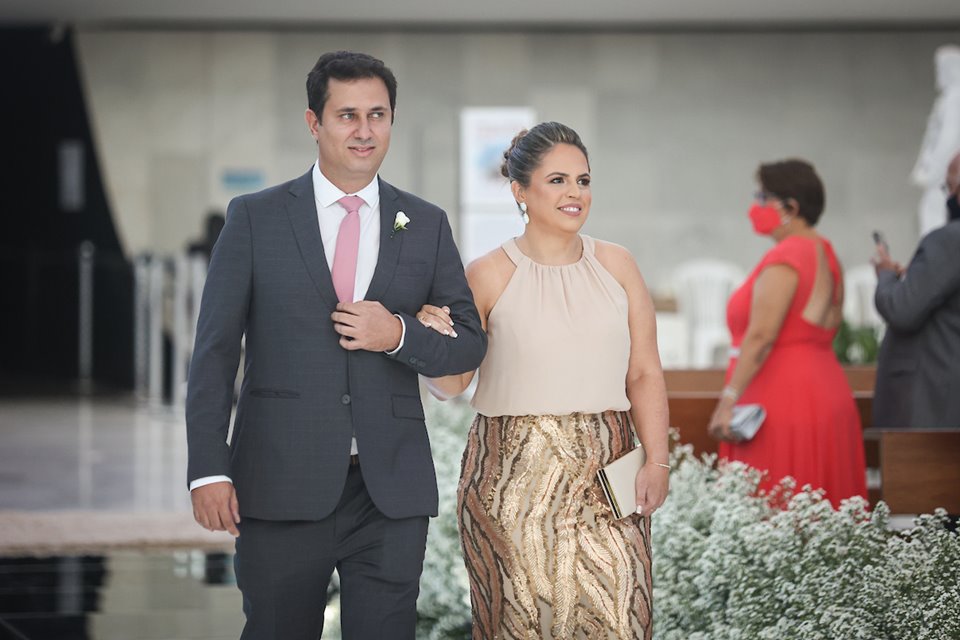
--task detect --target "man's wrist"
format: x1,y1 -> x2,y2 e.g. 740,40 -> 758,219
384,314 -> 406,354
190,475 -> 233,491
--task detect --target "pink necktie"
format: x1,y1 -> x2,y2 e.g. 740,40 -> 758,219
332,195 -> 365,303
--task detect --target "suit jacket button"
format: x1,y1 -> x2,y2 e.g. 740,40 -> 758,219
341,394 -> 351,405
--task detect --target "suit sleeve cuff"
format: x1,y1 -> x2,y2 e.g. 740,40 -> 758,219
190,475 -> 233,491
877,269 -> 899,284
385,314 -> 406,355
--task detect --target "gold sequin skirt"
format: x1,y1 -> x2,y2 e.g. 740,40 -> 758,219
457,411 -> 652,640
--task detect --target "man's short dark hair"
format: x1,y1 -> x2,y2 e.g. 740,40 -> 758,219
306,51 -> 397,124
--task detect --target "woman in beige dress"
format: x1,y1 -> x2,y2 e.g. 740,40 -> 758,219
419,122 -> 670,639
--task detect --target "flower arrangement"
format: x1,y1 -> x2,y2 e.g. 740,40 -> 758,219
419,397 -> 474,639
652,445 -> 960,640
419,399 -> 960,639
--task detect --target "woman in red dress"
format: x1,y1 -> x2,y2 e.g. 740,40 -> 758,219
707,159 -> 867,507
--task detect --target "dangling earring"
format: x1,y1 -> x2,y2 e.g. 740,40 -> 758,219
519,202 -> 529,225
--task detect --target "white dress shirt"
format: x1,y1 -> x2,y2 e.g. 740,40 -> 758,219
189,163 -> 406,491
313,163 -> 381,303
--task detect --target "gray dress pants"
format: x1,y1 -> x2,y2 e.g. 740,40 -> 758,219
234,463 -> 429,639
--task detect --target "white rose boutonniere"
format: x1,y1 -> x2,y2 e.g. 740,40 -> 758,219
392,211 -> 410,237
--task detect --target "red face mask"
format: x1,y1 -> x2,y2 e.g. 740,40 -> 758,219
748,204 -> 783,235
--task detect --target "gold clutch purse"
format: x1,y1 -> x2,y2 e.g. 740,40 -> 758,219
596,445 -> 646,519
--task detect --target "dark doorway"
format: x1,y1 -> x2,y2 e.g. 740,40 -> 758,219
0,27 -> 133,392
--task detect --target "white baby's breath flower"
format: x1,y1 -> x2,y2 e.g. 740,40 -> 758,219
651,439 -> 960,639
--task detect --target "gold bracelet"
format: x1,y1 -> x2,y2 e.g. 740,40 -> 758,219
652,462 -> 670,470
720,385 -> 739,401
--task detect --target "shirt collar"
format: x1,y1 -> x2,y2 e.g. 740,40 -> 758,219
312,161 -> 380,211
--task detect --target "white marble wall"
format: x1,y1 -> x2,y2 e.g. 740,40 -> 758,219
75,28 -> 960,293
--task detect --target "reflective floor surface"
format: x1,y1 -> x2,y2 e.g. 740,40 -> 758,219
0,395 -> 350,639
0,396 -> 191,512
0,551 -> 243,640
0,398 -> 223,638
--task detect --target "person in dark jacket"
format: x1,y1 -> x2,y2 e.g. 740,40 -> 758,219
873,151 -> 960,428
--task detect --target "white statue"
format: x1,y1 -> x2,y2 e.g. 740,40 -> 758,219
912,45 -> 960,236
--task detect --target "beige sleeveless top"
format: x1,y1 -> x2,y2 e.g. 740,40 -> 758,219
471,235 -> 632,417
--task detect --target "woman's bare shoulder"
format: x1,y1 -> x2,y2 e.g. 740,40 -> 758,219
593,238 -> 642,284
465,245 -> 517,307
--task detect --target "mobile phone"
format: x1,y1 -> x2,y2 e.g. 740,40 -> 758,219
872,230 -> 888,253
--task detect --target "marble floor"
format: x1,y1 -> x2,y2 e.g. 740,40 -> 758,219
0,394 -> 345,639
0,551 -> 243,640
0,396 -> 191,512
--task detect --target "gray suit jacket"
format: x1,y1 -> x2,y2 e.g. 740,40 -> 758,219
873,219 -> 960,428
186,170 -> 487,520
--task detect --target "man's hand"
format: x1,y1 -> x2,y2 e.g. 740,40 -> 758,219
871,245 -> 904,277
331,301 -> 403,352
191,481 -> 240,537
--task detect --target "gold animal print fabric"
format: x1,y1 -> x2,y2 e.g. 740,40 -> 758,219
457,410 -> 652,639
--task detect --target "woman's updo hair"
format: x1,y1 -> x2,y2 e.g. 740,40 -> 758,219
500,121 -> 589,187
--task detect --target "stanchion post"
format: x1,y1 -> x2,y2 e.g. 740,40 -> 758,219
78,241 -> 95,392
133,255 -> 150,400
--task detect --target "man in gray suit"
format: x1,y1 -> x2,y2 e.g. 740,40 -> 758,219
873,151 -> 960,428
186,51 -> 486,639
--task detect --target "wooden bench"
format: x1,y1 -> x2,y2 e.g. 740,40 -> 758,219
664,367 -> 882,504
870,429 -> 960,514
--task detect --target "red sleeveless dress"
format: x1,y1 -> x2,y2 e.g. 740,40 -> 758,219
720,235 -> 867,507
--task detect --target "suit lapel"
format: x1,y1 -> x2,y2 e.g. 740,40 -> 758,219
286,170 -> 338,308
364,178 -> 404,302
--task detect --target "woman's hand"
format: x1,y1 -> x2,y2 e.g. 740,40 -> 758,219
707,398 -> 737,442
634,463 -> 669,517
416,304 -> 457,338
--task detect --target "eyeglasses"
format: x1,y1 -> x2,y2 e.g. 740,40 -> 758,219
753,190 -> 783,204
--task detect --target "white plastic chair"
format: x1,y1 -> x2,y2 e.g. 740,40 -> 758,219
655,312 -> 690,369
671,259 -> 746,368
843,264 -> 885,331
